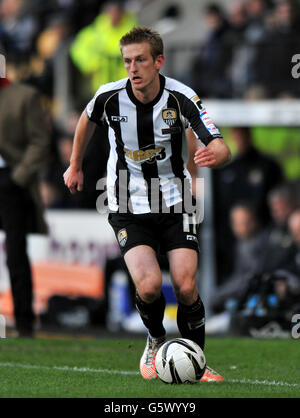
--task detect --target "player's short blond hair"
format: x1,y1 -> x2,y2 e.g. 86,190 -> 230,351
120,26 -> 164,60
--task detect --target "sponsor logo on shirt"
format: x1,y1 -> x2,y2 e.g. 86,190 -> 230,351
111,116 -> 128,122
124,145 -> 166,164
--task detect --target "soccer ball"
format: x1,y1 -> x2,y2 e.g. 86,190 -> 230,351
155,338 -> 206,384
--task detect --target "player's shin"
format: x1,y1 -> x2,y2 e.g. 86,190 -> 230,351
177,295 -> 205,350
135,292 -> 166,338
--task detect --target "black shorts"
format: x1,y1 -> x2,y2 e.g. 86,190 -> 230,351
108,212 -> 200,256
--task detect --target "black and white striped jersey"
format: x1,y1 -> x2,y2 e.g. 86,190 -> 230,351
86,74 -> 222,214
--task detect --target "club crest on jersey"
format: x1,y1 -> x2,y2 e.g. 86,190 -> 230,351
117,228 -> 127,247
162,108 -> 177,126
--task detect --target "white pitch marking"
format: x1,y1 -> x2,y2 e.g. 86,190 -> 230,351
0,362 -> 139,376
0,362 -> 299,388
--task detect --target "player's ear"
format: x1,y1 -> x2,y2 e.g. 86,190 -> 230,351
155,54 -> 165,70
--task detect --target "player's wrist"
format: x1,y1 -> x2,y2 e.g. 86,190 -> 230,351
69,159 -> 82,171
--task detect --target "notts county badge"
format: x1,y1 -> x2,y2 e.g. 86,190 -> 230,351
162,109 -> 177,126
117,228 -> 128,247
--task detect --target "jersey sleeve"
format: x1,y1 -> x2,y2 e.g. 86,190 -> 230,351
86,90 -> 106,126
169,86 -> 222,146
85,79 -> 127,125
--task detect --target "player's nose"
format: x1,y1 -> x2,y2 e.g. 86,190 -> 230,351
130,60 -> 138,72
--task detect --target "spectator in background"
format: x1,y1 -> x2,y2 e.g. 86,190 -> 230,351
285,209 -> 300,278
256,0 -> 300,97
262,210 -> 300,313
232,205 -> 300,320
233,183 -> 298,313
212,202 -> 270,312
0,0 -> 39,57
191,3 -> 231,98
268,184 -> 297,233
257,184 -> 298,273
228,0 -> 268,98
213,126 -> 284,283
70,0 -> 136,95
153,4 -> 182,36
0,73 -> 50,337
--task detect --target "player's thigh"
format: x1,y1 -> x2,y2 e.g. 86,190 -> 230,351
167,248 -> 199,303
124,245 -> 162,300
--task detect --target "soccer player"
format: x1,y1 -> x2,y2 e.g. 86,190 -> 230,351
64,27 -> 231,382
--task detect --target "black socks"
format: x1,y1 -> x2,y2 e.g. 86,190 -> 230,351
135,292 -> 205,350
135,292 -> 166,338
177,296 -> 205,350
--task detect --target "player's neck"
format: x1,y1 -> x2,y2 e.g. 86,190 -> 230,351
131,74 -> 161,104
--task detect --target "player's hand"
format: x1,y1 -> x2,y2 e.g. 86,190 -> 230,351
63,166 -> 84,194
194,147 -> 217,168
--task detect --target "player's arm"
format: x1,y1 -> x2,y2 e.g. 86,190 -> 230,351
194,137 -> 231,168
179,93 -> 231,168
63,111 -> 96,194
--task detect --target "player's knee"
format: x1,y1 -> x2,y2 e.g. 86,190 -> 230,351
139,286 -> 161,303
134,270 -> 162,303
174,279 -> 197,305
138,280 -> 161,303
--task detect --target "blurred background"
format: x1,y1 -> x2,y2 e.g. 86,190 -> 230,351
0,0 -> 300,338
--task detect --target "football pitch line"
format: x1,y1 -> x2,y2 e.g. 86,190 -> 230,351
0,362 -> 299,389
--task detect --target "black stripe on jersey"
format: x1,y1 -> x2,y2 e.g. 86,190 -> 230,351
105,91 -> 130,211
168,90 -> 222,145
136,105 -> 162,211
167,93 -> 195,214
88,89 -> 121,126
167,93 -> 185,180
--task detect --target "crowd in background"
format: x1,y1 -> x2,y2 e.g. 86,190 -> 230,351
188,0 -> 300,99
1,0 -> 300,332
210,127 -> 300,333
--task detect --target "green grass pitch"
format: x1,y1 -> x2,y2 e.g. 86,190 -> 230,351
0,336 -> 299,398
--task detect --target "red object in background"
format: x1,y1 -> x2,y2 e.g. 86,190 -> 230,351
0,78 -> 11,89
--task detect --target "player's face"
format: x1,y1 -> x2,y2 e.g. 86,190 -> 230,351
122,42 -> 164,93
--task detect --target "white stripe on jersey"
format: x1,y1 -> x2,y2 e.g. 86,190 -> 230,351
106,127 -> 119,212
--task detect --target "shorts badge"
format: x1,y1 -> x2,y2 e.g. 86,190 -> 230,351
117,228 -> 128,247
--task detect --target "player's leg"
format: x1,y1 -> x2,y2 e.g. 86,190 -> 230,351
0,170 -> 34,336
168,248 -> 205,350
168,248 -> 223,382
124,245 -> 166,379
124,244 -> 166,338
